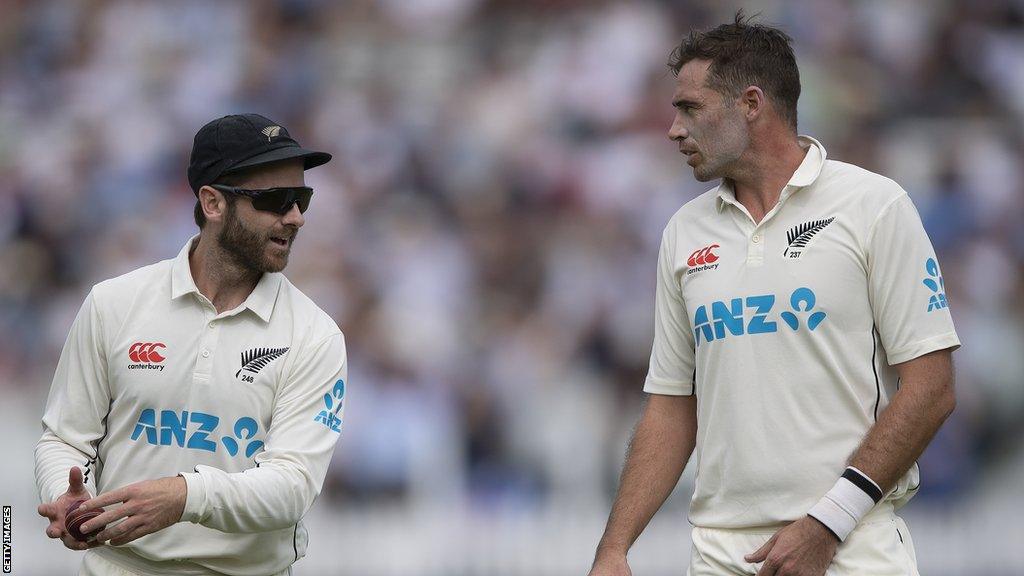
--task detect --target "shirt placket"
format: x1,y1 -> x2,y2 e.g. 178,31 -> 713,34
194,298 -> 221,380
723,185 -> 797,266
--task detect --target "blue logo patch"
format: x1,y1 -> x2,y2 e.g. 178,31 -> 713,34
130,409 -> 264,458
693,287 -> 827,346
923,258 -> 948,312
313,379 -> 344,433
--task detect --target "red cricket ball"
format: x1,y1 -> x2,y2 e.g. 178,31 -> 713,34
64,499 -> 104,542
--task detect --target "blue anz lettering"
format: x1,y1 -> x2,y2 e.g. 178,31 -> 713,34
711,298 -> 744,339
130,408 -> 262,458
694,288 -> 826,346
745,295 -> 777,334
131,408 -> 157,444
693,305 -> 713,346
187,412 -> 219,452
159,410 -> 189,447
314,379 -> 345,433
923,258 -> 948,312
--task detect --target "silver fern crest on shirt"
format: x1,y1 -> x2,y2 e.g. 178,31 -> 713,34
236,347 -> 290,379
784,217 -> 835,258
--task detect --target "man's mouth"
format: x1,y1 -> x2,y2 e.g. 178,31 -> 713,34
269,235 -> 291,248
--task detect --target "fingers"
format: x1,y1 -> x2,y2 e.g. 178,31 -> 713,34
80,504 -> 130,534
37,503 -> 55,519
60,532 -> 102,551
46,523 -> 64,539
96,516 -> 148,545
755,560 -> 778,576
109,527 -> 148,547
68,466 -> 84,492
745,532 -> 778,563
79,487 -> 128,513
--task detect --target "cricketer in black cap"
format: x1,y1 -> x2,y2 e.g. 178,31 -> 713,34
187,113 -> 332,279
35,112 -> 347,575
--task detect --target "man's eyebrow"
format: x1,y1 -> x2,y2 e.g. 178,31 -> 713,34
672,98 -> 701,108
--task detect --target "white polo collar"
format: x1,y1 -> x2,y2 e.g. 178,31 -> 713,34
715,135 -> 827,213
170,235 -> 282,322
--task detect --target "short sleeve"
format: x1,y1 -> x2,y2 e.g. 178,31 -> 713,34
866,193 -> 961,365
644,226 -> 696,395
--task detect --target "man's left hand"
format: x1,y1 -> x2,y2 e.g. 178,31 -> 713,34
744,515 -> 839,576
76,476 -> 187,546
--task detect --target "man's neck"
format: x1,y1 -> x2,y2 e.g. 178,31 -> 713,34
729,133 -> 808,224
188,235 -> 262,314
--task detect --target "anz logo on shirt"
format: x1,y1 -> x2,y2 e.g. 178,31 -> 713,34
313,379 -> 345,433
130,409 -> 265,458
923,258 -> 948,312
693,287 -> 827,347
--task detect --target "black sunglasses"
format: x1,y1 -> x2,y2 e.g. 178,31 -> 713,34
211,184 -> 314,215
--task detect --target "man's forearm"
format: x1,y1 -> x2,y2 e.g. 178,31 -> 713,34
849,349 -> 956,493
179,461 -> 319,532
595,394 -> 697,559
35,429 -> 97,504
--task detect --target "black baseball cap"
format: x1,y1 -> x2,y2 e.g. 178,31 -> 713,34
187,113 -> 332,195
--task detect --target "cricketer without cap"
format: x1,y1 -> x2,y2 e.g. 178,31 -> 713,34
590,13 -> 959,576
35,114 -> 346,576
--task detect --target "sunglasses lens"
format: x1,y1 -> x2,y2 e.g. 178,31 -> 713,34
252,188 -> 313,214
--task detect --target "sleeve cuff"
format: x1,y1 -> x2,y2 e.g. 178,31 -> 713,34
178,470 -> 208,524
885,332 -> 961,365
643,375 -> 694,396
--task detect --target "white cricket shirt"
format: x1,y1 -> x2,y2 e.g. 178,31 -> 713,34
645,136 -> 960,529
35,236 -> 347,575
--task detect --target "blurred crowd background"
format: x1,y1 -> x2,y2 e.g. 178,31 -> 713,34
1,0 -> 1022,574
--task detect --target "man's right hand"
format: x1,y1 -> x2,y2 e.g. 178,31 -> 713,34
36,467 -> 102,551
588,552 -> 632,576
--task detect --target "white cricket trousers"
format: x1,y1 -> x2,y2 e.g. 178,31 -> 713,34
79,551 -> 293,576
688,510 -> 920,576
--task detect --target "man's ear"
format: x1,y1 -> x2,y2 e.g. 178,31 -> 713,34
198,186 -> 228,224
740,85 -> 766,122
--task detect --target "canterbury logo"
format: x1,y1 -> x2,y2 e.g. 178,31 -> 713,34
784,217 -> 835,258
236,347 -> 290,380
687,244 -> 720,267
261,126 -> 282,141
129,342 -> 166,363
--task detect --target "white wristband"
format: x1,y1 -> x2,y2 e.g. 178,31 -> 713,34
807,468 -> 881,542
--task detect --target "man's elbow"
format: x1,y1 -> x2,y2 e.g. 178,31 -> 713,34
938,377 -> 956,421
264,464 -> 321,528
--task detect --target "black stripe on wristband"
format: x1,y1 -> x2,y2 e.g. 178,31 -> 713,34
842,467 -> 883,503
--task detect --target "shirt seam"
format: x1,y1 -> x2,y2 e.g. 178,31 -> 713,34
862,192 -> 907,254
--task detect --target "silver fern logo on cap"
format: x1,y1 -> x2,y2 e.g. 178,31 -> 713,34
261,126 -> 282,141
236,347 -> 290,379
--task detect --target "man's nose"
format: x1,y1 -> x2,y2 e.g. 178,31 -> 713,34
281,202 -> 305,227
668,115 -> 688,141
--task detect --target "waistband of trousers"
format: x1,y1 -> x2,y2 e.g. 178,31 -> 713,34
694,500 -> 897,535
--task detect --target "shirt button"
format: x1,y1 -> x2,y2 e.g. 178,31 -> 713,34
208,323 -> 215,329
202,350 -> 210,358
752,234 -> 761,243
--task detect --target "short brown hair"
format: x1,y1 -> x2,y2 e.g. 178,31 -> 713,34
668,10 -> 800,129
